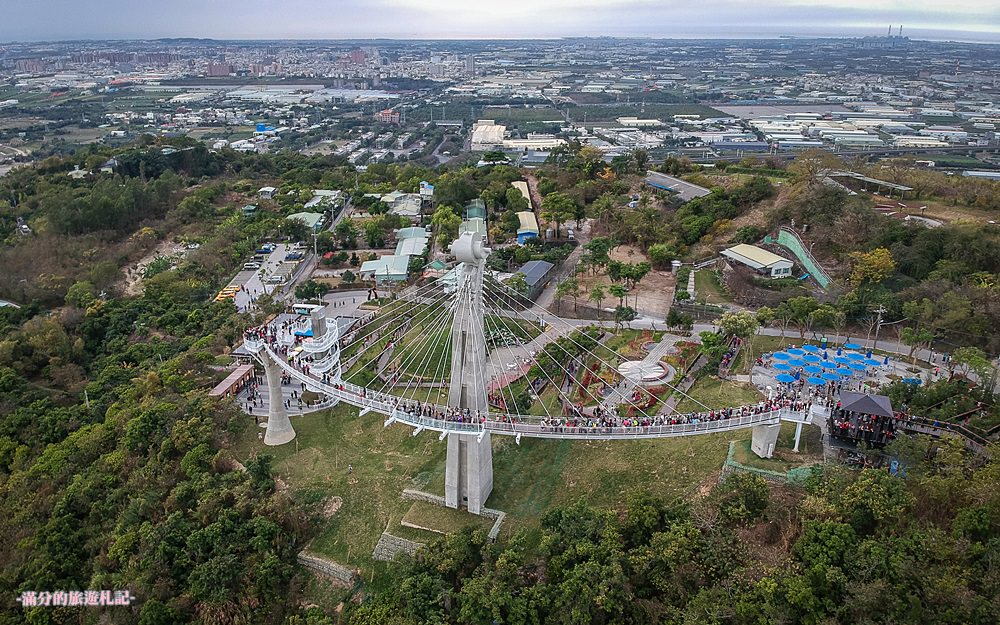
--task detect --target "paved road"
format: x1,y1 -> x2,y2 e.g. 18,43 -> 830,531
533,219 -> 592,312
235,243 -> 292,312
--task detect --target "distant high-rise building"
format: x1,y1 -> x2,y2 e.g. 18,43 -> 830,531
466,55 -> 476,76
350,49 -> 366,65
207,62 -> 233,77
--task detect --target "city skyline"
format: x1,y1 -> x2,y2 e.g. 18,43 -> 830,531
4,0 -> 1000,43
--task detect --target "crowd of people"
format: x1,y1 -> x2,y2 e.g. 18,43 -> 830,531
242,318 -> 821,436
828,406 -> 898,447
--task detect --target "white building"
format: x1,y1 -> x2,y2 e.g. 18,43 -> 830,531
721,244 -> 794,279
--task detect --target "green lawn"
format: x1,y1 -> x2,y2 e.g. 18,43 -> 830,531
674,376 -> 764,413
733,422 -> 824,472
401,501 -> 496,535
233,399 -> 753,582
693,270 -> 731,305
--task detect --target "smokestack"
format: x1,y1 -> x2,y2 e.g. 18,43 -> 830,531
888,25 -> 892,36
899,25 -> 903,37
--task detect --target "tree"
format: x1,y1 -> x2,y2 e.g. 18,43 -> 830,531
431,205 -> 462,249
581,237 -> 613,275
718,310 -> 760,373
589,285 -> 606,320
555,278 -> 579,314
64,281 -> 96,308
295,280 -> 330,301
900,326 -> 934,365
807,304 -> 842,339
647,244 -> 678,269
507,273 -> 529,296
950,346 -> 992,390
364,219 -> 387,248
614,305 -> 636,331
334,219 -> 358,248
848,247 -> 896,286
784,296 -> 820,339
665,308 -> 693,332
540,192 -> 577,238
590,193 -> 618,231
341,270 -> 356,284
609,283 -> 628,309
632,148 -> 650,173
716,472 -> 769,524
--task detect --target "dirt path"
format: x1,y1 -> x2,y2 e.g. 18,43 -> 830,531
123,240 -> 188,296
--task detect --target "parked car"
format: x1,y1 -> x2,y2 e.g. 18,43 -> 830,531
243,262 -> 262,270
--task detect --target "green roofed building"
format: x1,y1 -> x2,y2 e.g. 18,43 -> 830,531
286,212 -> 325,232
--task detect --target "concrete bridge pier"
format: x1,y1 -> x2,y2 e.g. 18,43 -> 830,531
751,423 -> 781,458
261,354 -> 296,446
445,432 -> 493,515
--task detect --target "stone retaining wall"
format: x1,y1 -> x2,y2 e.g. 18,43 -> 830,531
297,552 -> 358,583
372,532 -> 422,561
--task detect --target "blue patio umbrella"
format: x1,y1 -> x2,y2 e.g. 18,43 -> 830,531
794,370 -> 802,380
807,376 -> 827,385
836,367 -> 854,376
848,362 -> 867,371
821,372 -> 841,381
787,348 -> 805,356
821,360 -> 838,369
834,356 -> 852,365
801,344 -> 821,353
786,359 -> 806,367
846,352 -> 865,361
883,356 -> 890,365
844,342 -> 862,350
837,347 -> 842,356
773,363 -> 792,371
866,350 -> 873,358
863,358 -> 882,367
902,377 -> 922,386
775,374 -> 796,383
771,352 -> 790,360
804,365 -> 824,374
823,351 -> 829,360
803,354 -> 821,363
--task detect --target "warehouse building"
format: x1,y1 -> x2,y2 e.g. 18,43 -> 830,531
721,244 -> 794,279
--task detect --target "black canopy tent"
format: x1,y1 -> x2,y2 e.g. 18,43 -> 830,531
839,391 -> 894,418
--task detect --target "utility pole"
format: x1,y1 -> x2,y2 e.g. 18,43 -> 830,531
871,304 -> 887,350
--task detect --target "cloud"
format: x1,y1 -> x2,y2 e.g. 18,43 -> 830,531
1,0 -> 998,41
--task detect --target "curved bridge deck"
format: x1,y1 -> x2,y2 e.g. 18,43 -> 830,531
246,339 -> 802,441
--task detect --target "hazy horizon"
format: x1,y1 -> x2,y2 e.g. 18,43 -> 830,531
4,0 -> 1000,44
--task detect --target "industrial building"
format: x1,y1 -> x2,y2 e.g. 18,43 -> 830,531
516,211 -> 539,244
513,260 -> 556,301
643,171 -> 712,202
721,244 -> 794,279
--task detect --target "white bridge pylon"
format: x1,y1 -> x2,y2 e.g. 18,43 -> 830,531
243,232 -> 804,513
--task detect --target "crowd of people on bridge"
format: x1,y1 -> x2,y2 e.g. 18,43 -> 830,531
242,320 -> 820,436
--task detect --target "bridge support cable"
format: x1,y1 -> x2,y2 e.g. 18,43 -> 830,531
481,282 -> 679,417
481,279 -> 712,412
355,287 -> 454,393
482,293 -> 655,421
481,312 -> 540,423
483,306 -> 611,419
341,287 -> 453,382
336,280 -> 449,354
481,312 -> 554,421
376,293 -> 459,407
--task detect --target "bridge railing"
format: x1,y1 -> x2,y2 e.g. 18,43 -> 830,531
258,343 -> 798,440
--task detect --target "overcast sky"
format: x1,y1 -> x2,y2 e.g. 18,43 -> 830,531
4,0 -> 1000,42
